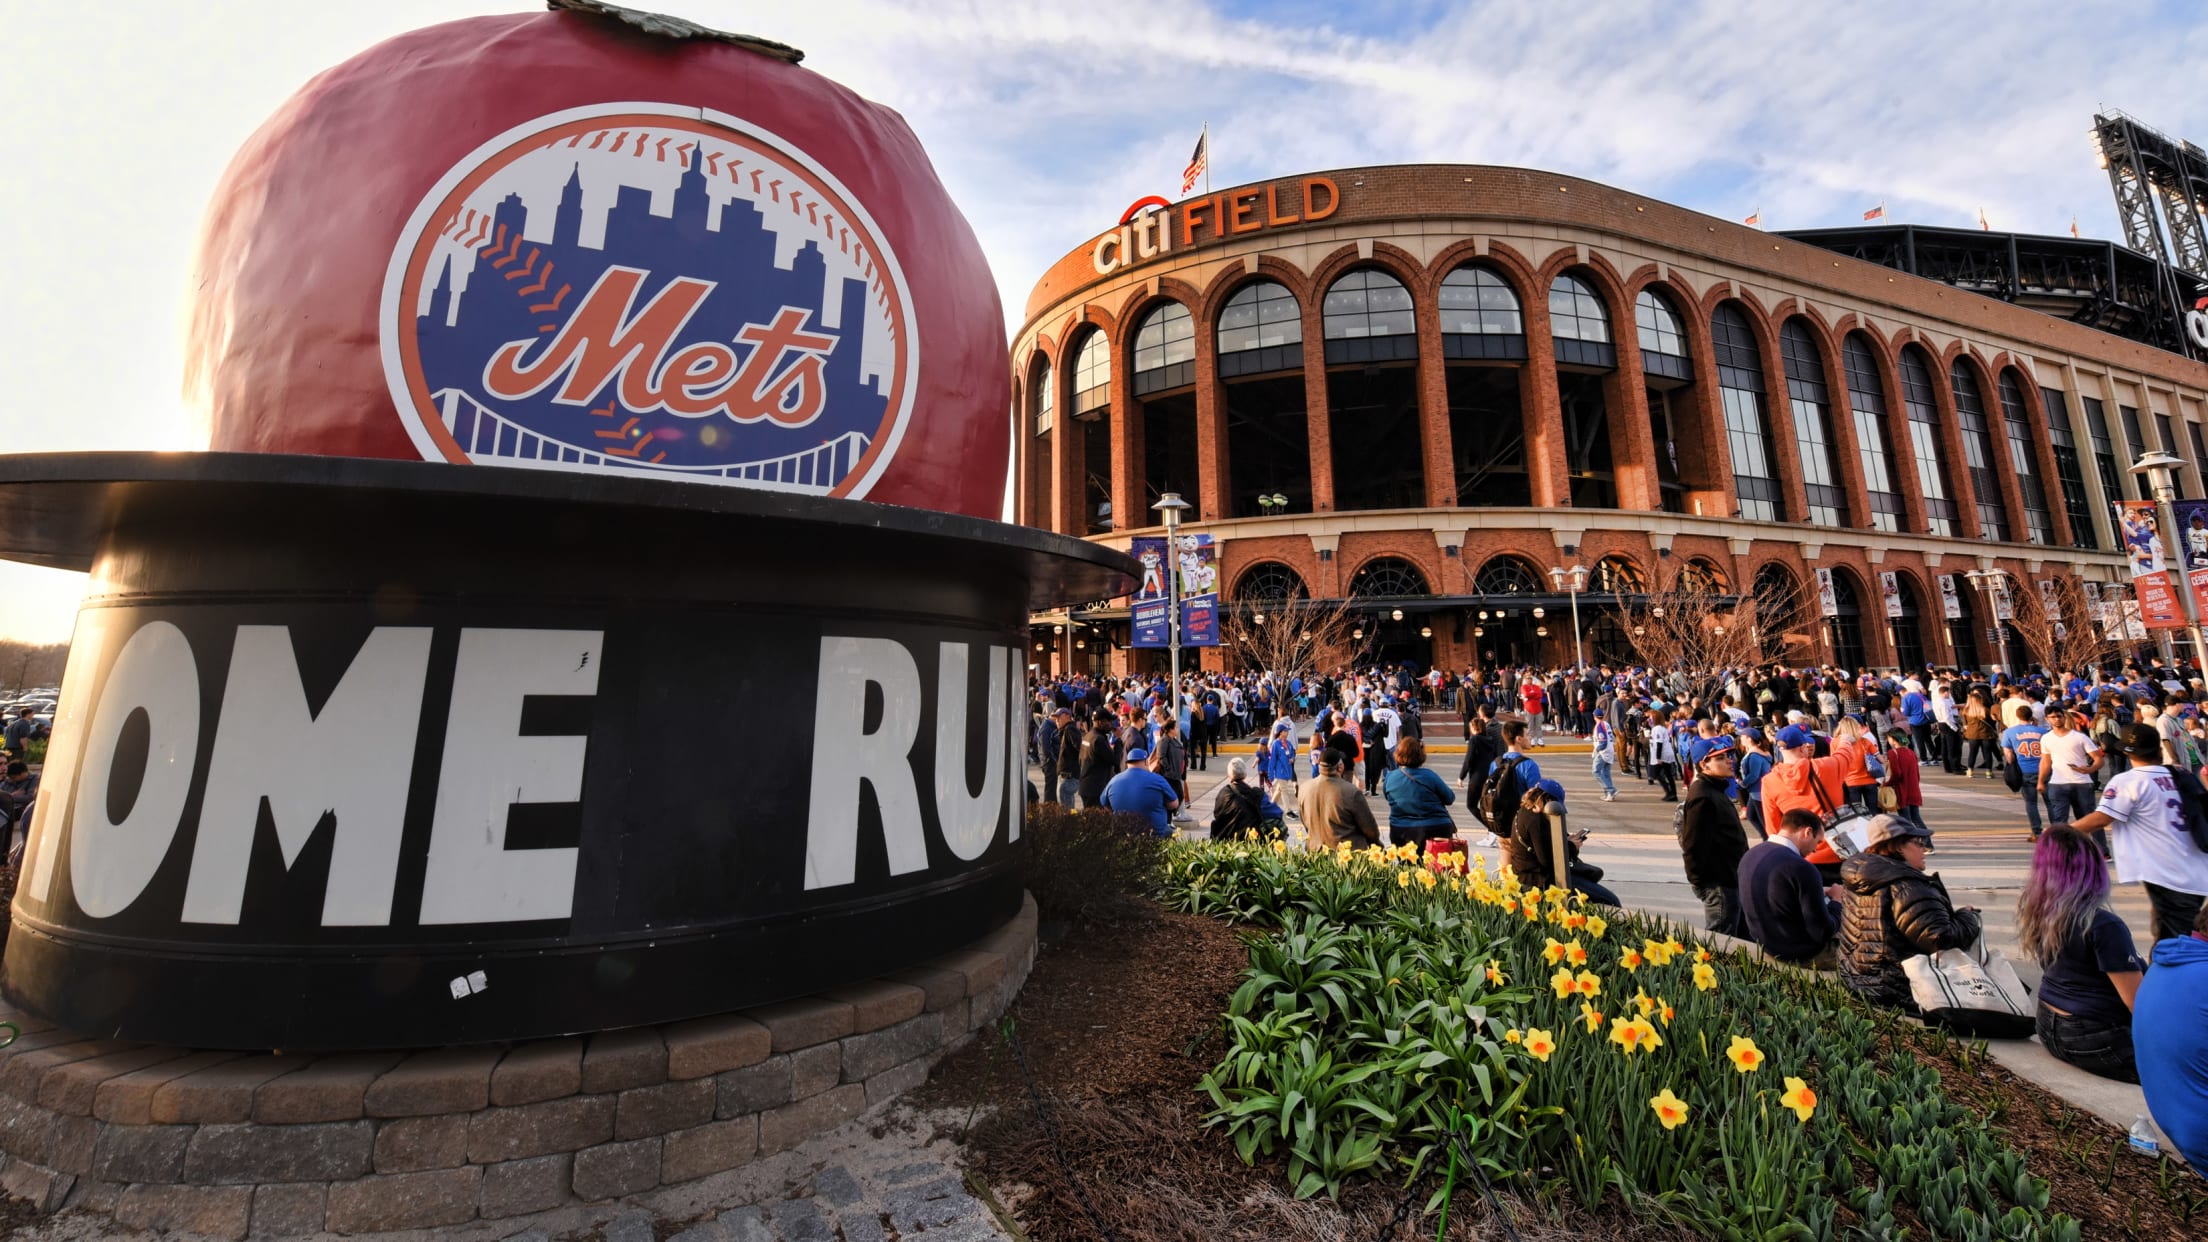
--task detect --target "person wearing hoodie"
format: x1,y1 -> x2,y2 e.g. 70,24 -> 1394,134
1678,736 -> 1752,936
2135,903 -> 2208,1178
1837,815 -> 1983,1011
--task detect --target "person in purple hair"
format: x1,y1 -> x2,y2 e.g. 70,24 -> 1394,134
2016,827 -> 2146,1082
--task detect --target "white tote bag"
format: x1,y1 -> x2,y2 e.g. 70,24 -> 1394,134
1903,937 -> 2035,1037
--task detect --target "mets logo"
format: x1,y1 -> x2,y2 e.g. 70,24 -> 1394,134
379,102 -> 916,497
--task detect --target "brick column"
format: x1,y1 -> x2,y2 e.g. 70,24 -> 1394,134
1519,300 -> 1570,510
1303,300 -> 1337,514
1751,315 -> 1809,524
1925,357 -> 1985,541
1816,336 -> 1875,530
1678,324 -> 1734,518
1415,301 -> 1457,508
1194,329 -> 1229,521
1605,344 -> 1660,511
1870,342 -> 1929,535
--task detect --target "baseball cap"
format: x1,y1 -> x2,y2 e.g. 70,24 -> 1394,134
1865,814 -> 1933,846
1690,736 -> 1738,766
1776,724 -> 1818,750
2123,723 -> 2164,761
1125,747 -> 1150,763
1534,778 -> 1566,803
1738,725 -> 1764,744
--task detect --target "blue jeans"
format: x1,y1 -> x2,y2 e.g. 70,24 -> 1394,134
2019,783 -> 2043,836
1593,759 -> 1616,796
2045,782 -> 2095,826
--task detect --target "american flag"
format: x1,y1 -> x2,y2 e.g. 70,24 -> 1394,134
1743,208 -> 1761,227
1181,128 -> 1208,195
1863,201 -> 1885,221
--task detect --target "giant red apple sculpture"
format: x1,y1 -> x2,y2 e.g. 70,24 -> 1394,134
184,3 -> 1009,517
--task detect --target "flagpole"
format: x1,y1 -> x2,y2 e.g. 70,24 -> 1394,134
1203,121 -> 1210,196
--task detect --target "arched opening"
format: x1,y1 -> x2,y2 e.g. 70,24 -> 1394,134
1753,563 -> 1807,662
1637,288 -> 1696,514
1950,360 -> 2009,541
1323,269 -> 1424,511
1826,569 -> 1869,671
1586,612 -> 1632,666
1712,304 -> 1783,522
1592,555 -> 1646,595
1942,573 -> 1980,671
1472,555 -> 1546,667
1896,347 -> 1960,537
1779,321 -> 1849,527
1133,302 -> 1197,510
1678,557 -> 1730,594
1440,265 -> 1530,507
1551,272 -> 1617,508
1348,556 -> 1434,669
1069,329 -> 1113,534
1024,356 -> 1052,529
1840,334 -> 1903,533
1233,561 -> 1310,605
1890,572 -> 1929,672
1216,281 -> 1312,518
1999,370 -> 2056,545
1999,574 -> 2035,673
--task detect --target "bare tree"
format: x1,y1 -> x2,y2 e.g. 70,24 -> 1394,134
1221,595 -> 1375,682
0,641 -> 67,693
2003,573 -> 2124,676
1613,571 -> 1804,708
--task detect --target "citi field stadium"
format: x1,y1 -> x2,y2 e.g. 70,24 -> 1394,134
1013,165 -> 2208,676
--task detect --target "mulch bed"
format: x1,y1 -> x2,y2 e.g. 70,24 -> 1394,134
920,900 -> 2208,1241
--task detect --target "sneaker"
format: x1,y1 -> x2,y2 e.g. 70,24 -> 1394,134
1603,791 -> 1617,802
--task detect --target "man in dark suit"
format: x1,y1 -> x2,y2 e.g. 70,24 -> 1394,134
1738,807 -> 1847,968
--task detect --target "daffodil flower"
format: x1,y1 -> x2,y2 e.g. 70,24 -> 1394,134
1543,937 -> 1567,965
1650,1088 -> 1690,1130
1780,1076 -> 1817,1122
1619,949 -> 1644,973
1565,941 -> 1589,967
1579,1002 -> 1604,1032
1504,1028 -> 1523,1044
1724,1034 -> 1765,1073
1550,968 -> 1577,999
1585,914 -> 1608,939
1693,962 -> 1718,992
1574,970 -> 1601,997
1523,1028 -> 1556,1062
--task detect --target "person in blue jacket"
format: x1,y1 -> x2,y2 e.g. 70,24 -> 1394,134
1381,736 -> 1456,847
2136,904 -> 2208,1178
1261,718 -> 1300,820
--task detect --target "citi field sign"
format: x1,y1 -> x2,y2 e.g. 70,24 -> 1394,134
1091,175 -> 1341,276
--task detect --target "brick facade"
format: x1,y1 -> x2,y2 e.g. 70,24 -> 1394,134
1012,165 -> 2208,678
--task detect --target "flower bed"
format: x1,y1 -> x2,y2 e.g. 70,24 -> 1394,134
1163,837 -> 2082,1240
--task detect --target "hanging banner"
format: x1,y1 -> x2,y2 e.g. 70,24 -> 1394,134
2173,499 -> 2208,622
2118,500 -> 2187,628
1815,567 -> 1839,617
1879,571 -> 1904,619
1938,574 -> 1962,620
1993,586 -> 2014,623
2038,578 -> 2062,622
1128,533 -> 1220,648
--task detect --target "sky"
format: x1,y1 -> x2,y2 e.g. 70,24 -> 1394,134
5,0 -> 2208,641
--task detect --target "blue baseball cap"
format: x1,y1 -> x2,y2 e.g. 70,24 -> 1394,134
1690,736 -> 1738,766
1534,778 -> 1566,802
1776,724 -> 1818,750
1126,748 -> 1150,762
1738,725 -> 1764,743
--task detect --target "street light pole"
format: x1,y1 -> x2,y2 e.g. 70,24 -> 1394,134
1964,568 -> 2006,677
2132,450 -> 2208,673
1548,563 -> 1588,670
1153,492 -> 1192,723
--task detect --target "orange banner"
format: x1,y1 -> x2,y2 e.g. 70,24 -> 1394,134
2137,570 -> 2188,629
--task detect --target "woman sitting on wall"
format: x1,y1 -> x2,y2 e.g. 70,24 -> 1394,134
2016,826 -> 2146,1082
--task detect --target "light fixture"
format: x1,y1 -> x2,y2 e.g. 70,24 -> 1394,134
1634,625 -> 1646,637
1478,610 -> 1489,620
1652,606 -> 1665,618
1076,639 -> 1086,649
1253,612 -> 1266,625
1532,606 -> 1545,619
1301,630 -> 1312,640
1390,608 -> 1404,621
1053,624 -> 1063,634
1034,643 -> 1044,651
1713,625 -> 1727,637
1473,626 -> 1485,637
1419,625 -> 1433,638
1537,625 -> 1549,637
1353,627 -> 1365,639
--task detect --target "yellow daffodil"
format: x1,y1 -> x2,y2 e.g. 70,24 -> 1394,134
1693,962 -> 1718,992
1504,1028 -> 1523,1044
1574,970 -> 1601,997
1419,868 -> 1438,890
1694,946 -> 1712,964
1724,1035 -> 1765,1074
1550,968 -> 1577,999
1620,949 -> 1644,973
1650,1089 -> 1690,1130
1486,960 -> 1507,986
1565,941 -> 1589,967
1585,914 -> 1608,939
1608,1015 -> 1664,1056
1658,998 -> 1675,1025
1662,936 -> 1686,959
1543,885 -> 1568,906
1561,910 -> 1586,930
1633,990 -> 1655,1017
1543,937 -> 1568,965
1579,1002 -> 1604,1032
1524,1028 -> 1556,1062
1522,900 -> 1542,922
1500,895 -> 1519,914
1780,1076 -> 1818,1123
1397,870 -> 1411,889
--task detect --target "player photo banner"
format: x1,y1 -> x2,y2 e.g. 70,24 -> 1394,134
1815,568 -> 1839,617
2120,500 -> 2187,628
2039,578 -> 2062,622
1879,571 -> 1903,619
1128,534 -> 1220,648
1938,574 -> 1963,620
2172,499 -> 2208,621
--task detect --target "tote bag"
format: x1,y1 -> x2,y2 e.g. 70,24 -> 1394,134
1902,938 -> 2035,1039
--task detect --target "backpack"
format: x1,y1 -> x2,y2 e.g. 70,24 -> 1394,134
2168,765 -> 2208,854
1480,755 -> 1529,831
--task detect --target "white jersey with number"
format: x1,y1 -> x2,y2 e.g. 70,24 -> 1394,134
2097,765 -> 2208,897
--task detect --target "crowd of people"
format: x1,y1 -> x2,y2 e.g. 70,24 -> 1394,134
1029,653 -> 2208,1176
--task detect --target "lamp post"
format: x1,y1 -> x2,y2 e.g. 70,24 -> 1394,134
1548,563 -> 1588,670
1963,568 -> 2007,676
2132,450 -> 2208,671
1153,492 -> 1192,721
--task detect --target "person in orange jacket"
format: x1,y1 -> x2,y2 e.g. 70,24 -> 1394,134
1762,723 -> 1850,885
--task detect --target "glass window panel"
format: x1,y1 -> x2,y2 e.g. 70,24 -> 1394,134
1712,305 -> 1779,521
1072,331 -> 1109,411
2041,387 -> 2098,550
1999,372 -> 2052,544
1031,363 -> 1052,436
1322,270 -> 1416,340
1841,335 -> 1901,533
1898,348 -> 1957,537
1216,281 -> 1302,355
1780,321 -> 1847,527
1548,274 -> 1611,343
1132,302 -> 1194,375
1949,361 -> 2007,541
1438,267 -> 1523,335
1635,290 -> 1685,356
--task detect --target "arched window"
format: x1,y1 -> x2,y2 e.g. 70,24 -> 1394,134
1030,360 -> 1053,437
1943,572 -> 1979,670
1233,561 -> 1310,604
1549,273 -> 1615,368
1898,347 -> 1959,536
1592,556 -> 1645,593
1215,280 -> 1301,377
1347,557 -> 1431,598
1635,289 -> 1689,382
1132,302 -> 1195,395
1753,563 -> 1804,660
1840,335 -> 1902,533
1473,556 -> 1544,595
1889,572 -> 1927,671
1677,558 -> 1730,594
1779,321 -> 1848,528
1950,361 -> 2009,541
1071,330 -> 1110,418
2000,371 -> 2055,545
1712,304 -> 1782,522
1586,612 -> 1632,666
1322,269 -> 1417,368
1827,570 -> 1868,672
1438,266 -> 1526,360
